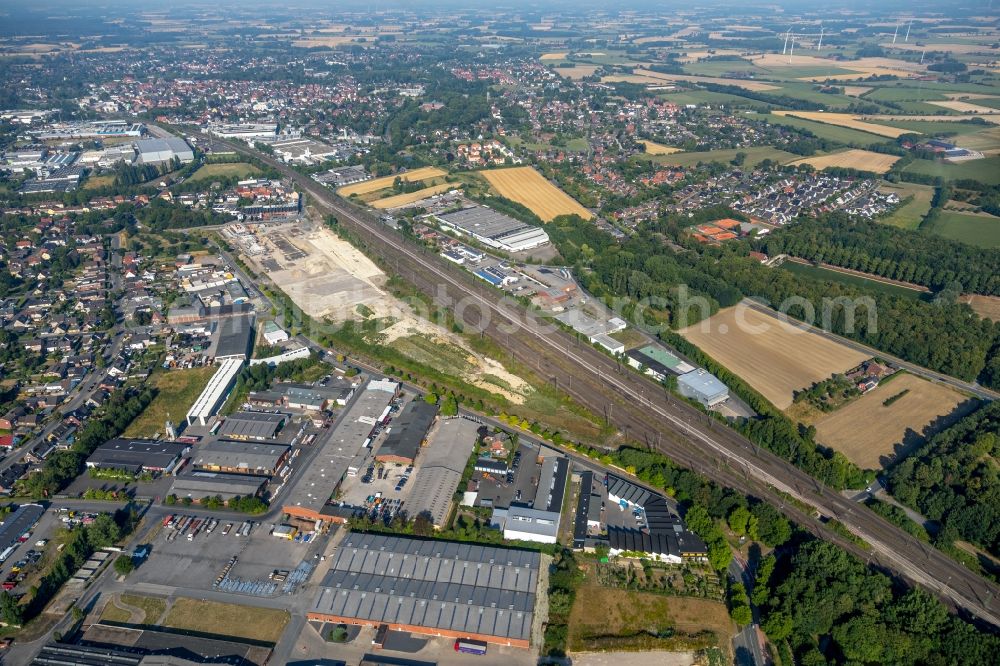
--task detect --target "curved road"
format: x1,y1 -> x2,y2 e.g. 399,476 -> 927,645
188,130 -> 1000,631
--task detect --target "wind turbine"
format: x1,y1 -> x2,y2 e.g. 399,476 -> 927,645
904,20 -> 912,42
892,23 -> 899,45
817,26 -> 824,50
782,26 -> 791,55
789,33 -> 795,62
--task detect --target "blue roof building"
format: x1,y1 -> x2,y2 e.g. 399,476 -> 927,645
677,369 -> 729,407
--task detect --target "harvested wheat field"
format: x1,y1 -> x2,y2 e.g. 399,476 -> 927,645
788,149 -> 901,174
540,52 -> 568,60
480,166 -> 592,221
679,305 -> 869,409
814,374 -> 973,469
842,86 -> 873,97
640,140 -> 682,155
773,111 -> 915,138
629,68 -> 780,92
371,183 -> 453,209
928,100 -> 1000,114
555,65 -> 600,80
337,167 -> 447,197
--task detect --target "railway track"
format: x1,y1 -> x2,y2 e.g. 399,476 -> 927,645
196,131 -> 1000,630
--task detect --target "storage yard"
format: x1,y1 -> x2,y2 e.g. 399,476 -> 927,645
813,374 -> 975,469
679,305 -> 869,409
480,166 -> 593,221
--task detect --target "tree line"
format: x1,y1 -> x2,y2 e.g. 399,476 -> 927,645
761,212 -> 1000,295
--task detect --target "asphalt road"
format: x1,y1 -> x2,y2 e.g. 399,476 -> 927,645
171,129 -> 1000,631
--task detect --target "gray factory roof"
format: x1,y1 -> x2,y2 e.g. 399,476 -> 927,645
405,417 -> 480,527
169,471 -> 267,499
608,526 -> 708,558
311,532 -> 538,641
214,314 -> 254,361
86,439 -> 189,473
0,503 -> 44,552
533,456 -> 568,513
437,206 -> 531,241
217,411 -> 287,440
376,400 -> 438,462
283,381 -> 397,515
606,473 -> 651,507
191,439 -> 289,474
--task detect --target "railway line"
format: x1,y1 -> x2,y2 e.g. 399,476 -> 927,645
196,131 -> 1000,630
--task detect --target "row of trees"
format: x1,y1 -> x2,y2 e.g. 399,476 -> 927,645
886,401 -> 1000,558
761,213 -> 1000,295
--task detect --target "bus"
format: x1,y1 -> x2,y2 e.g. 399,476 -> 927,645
454,638 -> 487,655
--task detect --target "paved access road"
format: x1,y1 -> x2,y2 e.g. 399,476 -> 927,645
180,130 -> 1000,630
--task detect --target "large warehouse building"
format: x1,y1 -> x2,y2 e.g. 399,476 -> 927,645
435,206 -> 549,253
86,439 -> 190,475
309,533 -> 539,648
186,358 -> 245,426
136,136 -> 194,165
190,439 -> 291,477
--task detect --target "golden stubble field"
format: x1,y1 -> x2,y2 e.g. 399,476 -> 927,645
480,166 -> 592,221
640,140 -> 682,155
788,149 -> 901,174
371,183 -> 454,209
773,111 -> 915,138
337,166 -> 447,197
813,374 -> 973,469
679,305 -> 869,409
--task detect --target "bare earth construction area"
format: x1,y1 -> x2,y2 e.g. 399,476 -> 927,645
813,374 -> 974,469
679,305 -> 869,409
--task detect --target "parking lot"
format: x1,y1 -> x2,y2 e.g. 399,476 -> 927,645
131,513 -> 317,597
473,444 -> 537,509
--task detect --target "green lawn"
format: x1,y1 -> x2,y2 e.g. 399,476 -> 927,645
123,366 -> 217,438
187,162 -> 262,183
780,261 -> 926,301
754,112 -> 887,147
926,211 -> 1000,249
878,182 -> 935,229
902,157 -> 1000,186
638,145 -> 799,167
163,598 -> 289,644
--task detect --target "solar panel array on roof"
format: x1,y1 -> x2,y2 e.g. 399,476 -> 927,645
311,532 -> 539,642
606,473 -> 650,507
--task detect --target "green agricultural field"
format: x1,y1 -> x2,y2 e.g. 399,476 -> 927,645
682,59 -> 762,77
870,119 -> 990,137
926,211 -> 1000,249
902,157 -> 1000,186
863,86 -> 949,102
123,366 -> 216,438
770,82 -> 862,109
780,260 -> 926,300
639,145 -> 799,167
754,112 -> 887,147
661,90 -> 768,107
878,182 -> 935,229
187,162 -> 262,183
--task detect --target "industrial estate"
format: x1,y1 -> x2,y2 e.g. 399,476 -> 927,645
0,3 -> 998,666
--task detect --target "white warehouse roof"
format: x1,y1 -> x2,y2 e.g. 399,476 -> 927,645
186,358 -> 244,426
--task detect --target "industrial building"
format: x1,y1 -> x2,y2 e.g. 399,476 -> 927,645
266,137 -> 339,164
308,532 -> 539,648
190,439 -> 291,476
169,471 -> 268,502
207,123 -> 278,139
375,400 -> 438,465
186,357 -> 245,426
262,320 -> 289,345
489,455 -> 568,544
248,381 -> 356,412
136,137 -> 194,165
677,369 -> 729,407
625,345 -> 696,382
283,379 -> 399,522
435,206 -> 549,253
607,526 -> 708,563
213,314 -> 255,362
404,417 -> 480,528
0,504 -> 44,553
217,411 -> 288,441
86,439 -> 190,474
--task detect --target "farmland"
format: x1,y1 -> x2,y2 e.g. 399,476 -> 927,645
772,111 -> 914,138
787,149 -> 900,174
780,261 -> 925,301
639,140 -> 682,155
123,366 -> 216,438
187,162 -> 262,183
902,157 -> 1000,186
679,305 -> 869,409
926,210 -> 1000,249
370,183 -> 453,209
337,166 -> 447,196
642,146 -> 800,168
480,166 -> 592,221
878,182 -> 936,229
813,374 -> 974,469
755,112 -> 885,146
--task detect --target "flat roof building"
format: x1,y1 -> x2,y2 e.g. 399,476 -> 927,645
186,358 -> 244,426
213,314 -> 255,362
136,137 -> 194,165
191,439 -> 291,477
493,505 -> 560,544
436,206 -> 549,253
375,400 -> 438,465
309,532 -> 539,647
86,439 -> 189,474
677,369 -> 729,407
169,471 -> 268,501
217,411 -> 288,441
0,503 -> 44,552
404,417 -> 480,528
625,345 -> 696,382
